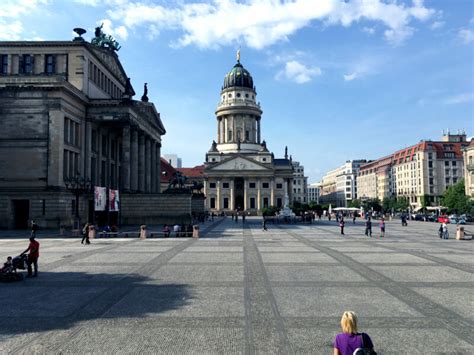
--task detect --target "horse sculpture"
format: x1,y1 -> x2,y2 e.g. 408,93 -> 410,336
168,171 -> 187,189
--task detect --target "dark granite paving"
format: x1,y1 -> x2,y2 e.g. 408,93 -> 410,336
0,217 -> 472,354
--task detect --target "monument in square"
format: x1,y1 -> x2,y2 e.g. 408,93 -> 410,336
203,51 -> 294,215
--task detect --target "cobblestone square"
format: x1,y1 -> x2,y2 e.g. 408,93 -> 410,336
0,218 -> 472,354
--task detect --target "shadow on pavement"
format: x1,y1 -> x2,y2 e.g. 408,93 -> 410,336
0,271 -> 193,335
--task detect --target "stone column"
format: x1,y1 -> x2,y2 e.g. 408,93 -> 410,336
257,178 -> 261,210
217,180 -> 221,210
121,126 -> 131,191
151,140 -> 156,193
257,118 -> 261,143
130,129 -> 138,191
203,180 -> 208,207
244,179 -> 248,210
217,118 -> 221,144
145,137 -> 151,193
156,143 -> 161,193
230,179 -> 234,211
270,178 -> 275,206
138,132 -> 145,192
85,122 -> 92,182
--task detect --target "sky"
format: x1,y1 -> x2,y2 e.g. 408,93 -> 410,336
1,0 -> 473,182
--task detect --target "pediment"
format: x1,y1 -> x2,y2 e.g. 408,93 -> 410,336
208,156 -> 271,171
89,46 -> 127,84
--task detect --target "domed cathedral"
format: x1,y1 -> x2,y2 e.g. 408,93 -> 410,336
204,51 -> 294,214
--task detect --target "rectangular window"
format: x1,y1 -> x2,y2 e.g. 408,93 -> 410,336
45,54 -> 55,74
20,54 -> 34,74
263,197 -> 269,208
75,122 -> 80,147
429,178 -> 434,185
228,130 -> 232,141
444,161 -> 449,166
210,197 -> 216,209
250,197 -> 255,209
453,177 -> 458,183
249,182 -> 256,188
428,161 -> 433,168
223,182 -> 229,188
452,161 -> 457,167
277,198 -> 282,208
63,150 -> 68,179
64,118 -> 69,144
209,182 -> 216,189
1,55 -> 7,74
262,182 -> 269,189
245,130 -> 249,141
223,197 -> 229,209
276,183 -> 282,189
91,130 -> 97,152
71,200 -> 76,215
111,139 -> 117,160
445,177 -> 450,185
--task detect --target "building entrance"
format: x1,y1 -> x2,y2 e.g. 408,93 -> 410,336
234,177 -> 244,211
12,200 -> 29,229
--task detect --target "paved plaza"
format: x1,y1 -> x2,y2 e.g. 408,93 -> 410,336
0,218 -> 473,354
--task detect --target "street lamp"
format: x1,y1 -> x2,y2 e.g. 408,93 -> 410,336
64,173 -> 92,229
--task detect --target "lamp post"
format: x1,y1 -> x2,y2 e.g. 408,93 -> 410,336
64,173 -> 92,229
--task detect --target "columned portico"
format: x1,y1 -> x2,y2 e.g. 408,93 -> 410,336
121,126 -> 131,191
138,133 -> 145,192
131,129 -> 138,191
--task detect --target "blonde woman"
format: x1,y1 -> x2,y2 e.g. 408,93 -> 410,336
333,311 -> 376,355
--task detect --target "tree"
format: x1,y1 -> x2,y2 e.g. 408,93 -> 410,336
348,199 -> 361,208
382,197 -> 397,212
442,180 -> 473,214
396,196 -> 409,211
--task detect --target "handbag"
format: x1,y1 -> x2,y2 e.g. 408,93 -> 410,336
353,333 -> 377,355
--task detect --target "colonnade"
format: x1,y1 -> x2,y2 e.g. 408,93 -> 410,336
121,126 -> 161,193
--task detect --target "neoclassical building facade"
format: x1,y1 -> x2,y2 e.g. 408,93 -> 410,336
203,55 -> 293,214
0,31 -> 165,228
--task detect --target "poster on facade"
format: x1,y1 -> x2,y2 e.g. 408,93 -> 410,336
109,189 -> 120,212
94,186 -> 107,211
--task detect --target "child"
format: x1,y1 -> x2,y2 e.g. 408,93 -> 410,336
0,256 -> 13,273
379,218 -> 385,238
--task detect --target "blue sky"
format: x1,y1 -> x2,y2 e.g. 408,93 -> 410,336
1,0 -> 473,182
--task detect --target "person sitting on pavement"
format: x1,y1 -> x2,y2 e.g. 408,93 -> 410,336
333,311 -> 375,355
0,256 -> 13,273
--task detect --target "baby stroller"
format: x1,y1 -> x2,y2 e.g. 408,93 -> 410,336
0,254 -> 26,282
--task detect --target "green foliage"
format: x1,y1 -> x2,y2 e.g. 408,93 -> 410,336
442,179 -> 473,214
361,198 -> 381,212
290,201 -> 310,216
261,205 -> 280,216
396,196 -> 410,211
348,199 -> 361,208
382,197 -> 397,212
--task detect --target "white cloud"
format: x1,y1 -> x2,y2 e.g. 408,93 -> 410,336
73,0 -> 100,6
429,21 -> 444,30
362,26 -> 375,35
98,19 -> 128,41
444,92 -> 474,105
343,72 -> 359,81
458,28 -> 474,44
276,60 -> 322,84
0,19 -> 23,40
102,0 -> 436,49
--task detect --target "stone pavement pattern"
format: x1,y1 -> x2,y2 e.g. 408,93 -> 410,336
0,218 -> 473,354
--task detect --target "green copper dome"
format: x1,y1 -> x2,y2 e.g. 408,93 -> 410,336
223,62 -> 254,90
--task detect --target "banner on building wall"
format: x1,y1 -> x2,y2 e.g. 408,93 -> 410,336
94,186 -> 107,211
109,189 -> 120,212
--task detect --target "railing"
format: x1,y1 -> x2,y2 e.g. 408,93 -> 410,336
217,98 -> 261,108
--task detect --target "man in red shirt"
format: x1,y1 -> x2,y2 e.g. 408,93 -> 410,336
22,237 -> 40,277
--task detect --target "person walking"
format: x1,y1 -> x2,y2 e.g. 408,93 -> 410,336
163,224 -> 170,238
22,237 -> 40,277
81,222 -> 91,244
339,218 -> 345,235
365,218 -> 372,237
31,220 -> 39,238
242,214 -> 246,224
438,223 -> 443,239
352,214 -> 356,224
235,214 -> 238,223
333,311 -> 376,355
442,222 -> 449,239
262,217 -> 268,231
379,218 -> 385,238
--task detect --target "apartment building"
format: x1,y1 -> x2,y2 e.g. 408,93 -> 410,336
358,155 -> 393,201
307,182 -> 321,204
292,161 -> 308,203
463,139 -> 474,198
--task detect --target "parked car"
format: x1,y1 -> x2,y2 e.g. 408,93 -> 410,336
427,214 -> 437,222
449,217 -> 458,224
438,215 -> 449,224
460,214 -> 473,222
